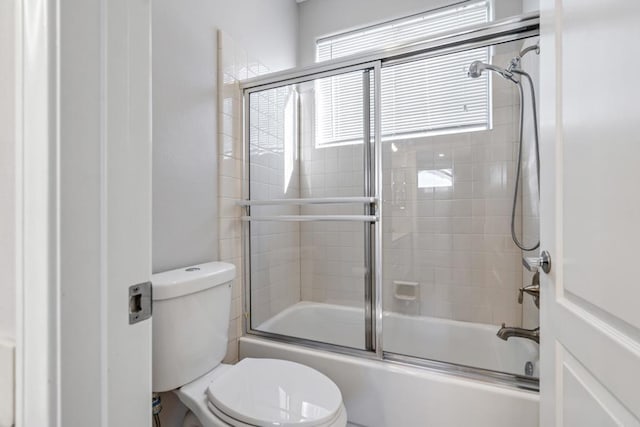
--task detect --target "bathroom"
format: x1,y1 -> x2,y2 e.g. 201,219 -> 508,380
1,0 -> 639,426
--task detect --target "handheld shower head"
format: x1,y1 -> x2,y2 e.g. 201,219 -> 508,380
467,60 -> 485,78
467,61 -> 516,82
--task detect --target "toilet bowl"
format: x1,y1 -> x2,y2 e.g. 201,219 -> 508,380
152,262 -> 347,427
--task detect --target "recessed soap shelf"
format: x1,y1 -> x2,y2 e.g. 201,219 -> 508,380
393,280 -> 419,301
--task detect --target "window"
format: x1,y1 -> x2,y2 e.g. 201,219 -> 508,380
315,1 -> 490,147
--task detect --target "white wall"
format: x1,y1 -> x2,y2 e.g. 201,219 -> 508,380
153,3 -> 298,425
152,0 -> 298,272
0,0 -> 16,342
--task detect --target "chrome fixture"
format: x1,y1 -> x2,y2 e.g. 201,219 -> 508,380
238,197 -> 380,222
508,43 -> 540,72
518,271 -> 540,308
152,392 -> 162,427
522,250 -> 551,274
468,42 -> 541,251
237,196 -> 378,206
524,361 -> 534,376
497,324 -> 540,344
467,61 -> 516,82
518,43 -> 540,58
129,281 -> 152,325
240,215 -> 378,222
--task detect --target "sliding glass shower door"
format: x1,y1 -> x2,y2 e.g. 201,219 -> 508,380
380,38 -> 540,378
242,65 -> 378,351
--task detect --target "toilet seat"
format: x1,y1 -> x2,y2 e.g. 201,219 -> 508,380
176,358 -> 346,427
205,401 -> 346,427
206,358 -> 343,427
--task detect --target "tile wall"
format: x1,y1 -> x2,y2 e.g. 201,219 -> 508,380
218,31 -> 302,361
298,79 -> 368,306
520,40 -> 541,329
217,31 -> 251,363
247,84 -> 302,326
298,46 -> 531,327
383,48 -> 526,327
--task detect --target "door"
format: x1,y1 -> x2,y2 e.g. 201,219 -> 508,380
243,65 -> 379,352
18,0 -> 152,425
539,1 -> 640,425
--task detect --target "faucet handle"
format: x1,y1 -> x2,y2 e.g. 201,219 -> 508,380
522,250 -> 551,274
519,283 -> 540,303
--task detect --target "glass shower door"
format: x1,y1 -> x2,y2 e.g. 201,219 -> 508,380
380,38 -> 540,378
243,65 -> 378,351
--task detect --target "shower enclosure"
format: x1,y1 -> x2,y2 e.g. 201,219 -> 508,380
240,10 -> 540,389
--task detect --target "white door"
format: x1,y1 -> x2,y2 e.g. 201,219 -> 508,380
539,1 -> 640,425
102,0 -> 153,425
18,0 -> 152,425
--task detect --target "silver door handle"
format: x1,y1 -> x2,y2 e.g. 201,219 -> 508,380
522,250 -> 551,274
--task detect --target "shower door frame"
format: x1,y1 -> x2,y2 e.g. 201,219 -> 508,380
241,61 -> 383,354
240,11 -> 540,391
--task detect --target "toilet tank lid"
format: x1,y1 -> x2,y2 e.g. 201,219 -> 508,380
152,262 -> 236,301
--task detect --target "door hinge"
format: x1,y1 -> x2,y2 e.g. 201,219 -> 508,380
129,281 -> 152,324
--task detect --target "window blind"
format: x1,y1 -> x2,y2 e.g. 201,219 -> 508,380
315,1 -> 490,146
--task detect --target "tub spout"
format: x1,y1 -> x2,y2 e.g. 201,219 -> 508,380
497,323 -> 539,344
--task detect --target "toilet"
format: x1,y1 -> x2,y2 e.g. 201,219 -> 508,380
152,262 -> 347,427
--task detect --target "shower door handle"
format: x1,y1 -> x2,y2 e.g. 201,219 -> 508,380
522,250 -> 551,274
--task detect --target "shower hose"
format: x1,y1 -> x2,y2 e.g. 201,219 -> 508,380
510,68 -> 540,252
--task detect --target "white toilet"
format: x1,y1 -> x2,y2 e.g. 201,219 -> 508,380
152,262 -> 348,427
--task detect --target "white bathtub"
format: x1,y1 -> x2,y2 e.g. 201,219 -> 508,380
257,301 -> 539,377
240,338 -> 539,427
243,302 -> 539,427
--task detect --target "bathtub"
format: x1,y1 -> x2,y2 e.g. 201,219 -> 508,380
241,302 -> 539,427
257,301 -> 539,377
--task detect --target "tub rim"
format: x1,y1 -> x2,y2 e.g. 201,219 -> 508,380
239,333 -> 539,392
250,301 -> 539,392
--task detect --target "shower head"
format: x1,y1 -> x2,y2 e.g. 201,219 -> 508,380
467,61 -> 515,82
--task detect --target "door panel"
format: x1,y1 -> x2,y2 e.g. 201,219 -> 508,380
540,0 -> 640,425
21,0 -> 151,425
556,301 -> 640,417
561,0 -> 640,330
562,357 -> 629,427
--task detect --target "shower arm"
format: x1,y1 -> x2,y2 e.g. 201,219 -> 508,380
508,43 -> 539,72
519,43 -> 540,59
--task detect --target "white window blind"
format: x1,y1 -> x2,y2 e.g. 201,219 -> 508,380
315,1 -> 490,146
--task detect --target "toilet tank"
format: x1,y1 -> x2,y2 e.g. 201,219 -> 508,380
152,262 -> 236,392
